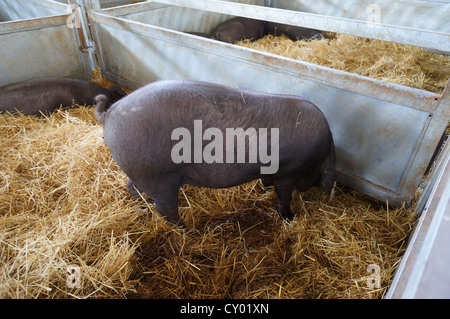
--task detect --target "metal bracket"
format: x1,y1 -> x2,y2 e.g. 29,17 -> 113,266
69,0 -> 98,70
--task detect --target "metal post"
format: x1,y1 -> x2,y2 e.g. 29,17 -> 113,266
87,0 -> 101,12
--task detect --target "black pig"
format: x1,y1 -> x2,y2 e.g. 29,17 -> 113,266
187,32 -> 216,40
213,17 -> 267,43
266,22 -> 328,41
95,80 -> 335,224
0,77 -> 126,116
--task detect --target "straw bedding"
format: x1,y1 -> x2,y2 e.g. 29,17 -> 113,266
2,31 -> 447,298
0,75 -> 420,300
0,107 -> 418,298
236,33 -> 450,93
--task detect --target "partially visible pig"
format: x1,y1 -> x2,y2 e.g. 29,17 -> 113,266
187,32 -> 216,40
0,77 -> 126,116
213,17 -> 267,43
266,22 -> 328,41
95,80 -> 335,225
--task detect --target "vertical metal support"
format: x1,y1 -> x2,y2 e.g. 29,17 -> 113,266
88,0 -> 101,12
84,0 -> 105,73
68,0 -> 98,71
415,79 -> 450,213
386,138 -> 450,298
67,0 -> 87,51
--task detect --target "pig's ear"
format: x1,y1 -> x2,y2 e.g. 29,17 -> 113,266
109,85 -> 126,102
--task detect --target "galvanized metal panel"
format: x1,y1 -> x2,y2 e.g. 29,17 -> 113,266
137,0 -> 449,52
0,0 -> 68,21
101,2 -> 170,16
386,137 -> 450,298
88,6 -> 449,207
119,6 -> 231,34
272,0 -> 450,34
52,0 -> 144,7
102,0 -> 265,34
0,4 -> 93,87
98,0 -> 142,7
98,2 -> 442,105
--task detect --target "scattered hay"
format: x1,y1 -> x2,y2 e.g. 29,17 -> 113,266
0,109 -> 144,298
0,103 -> 418,299
133,184 -> 417,299
236,33 -> 450,93
0,70 -> 422,299
89,68 -> 133,94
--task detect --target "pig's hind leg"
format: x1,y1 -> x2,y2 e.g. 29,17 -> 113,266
127,178 -> 143,198
127,176 -> 183,225
274,179 -> 295,220
153,191 -> 181,225
142,177 -> 183,225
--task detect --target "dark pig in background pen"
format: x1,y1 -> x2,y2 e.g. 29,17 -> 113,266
187,32 -> 216,40
0,77 -> 126,116
265,22 -> 328,41
213,17 -> 267,43
210,17 -> 328,44
95,80 -> 335,225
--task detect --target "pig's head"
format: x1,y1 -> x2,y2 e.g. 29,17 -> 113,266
215,22 -> 245,43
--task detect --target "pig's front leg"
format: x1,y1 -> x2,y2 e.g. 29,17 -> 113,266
274,179 -> 295,220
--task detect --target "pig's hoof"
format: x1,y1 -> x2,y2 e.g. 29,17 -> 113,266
128,189 -> 139,198
171,218 -> 186,228
278,206 -> 295,221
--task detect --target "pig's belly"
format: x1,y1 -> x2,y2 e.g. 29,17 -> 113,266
180,162 -> 262,189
